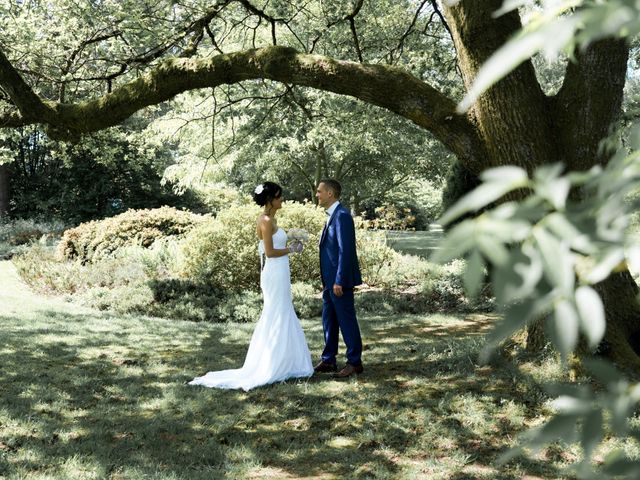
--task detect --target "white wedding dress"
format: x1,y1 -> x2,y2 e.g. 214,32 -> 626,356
189,228 -> 314,391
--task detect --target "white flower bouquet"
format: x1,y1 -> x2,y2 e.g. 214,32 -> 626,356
287,228 -> 309,243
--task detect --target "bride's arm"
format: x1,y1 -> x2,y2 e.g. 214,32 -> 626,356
259,217 -> 291,258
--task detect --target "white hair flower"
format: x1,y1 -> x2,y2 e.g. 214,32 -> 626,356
254,184 -> 264,195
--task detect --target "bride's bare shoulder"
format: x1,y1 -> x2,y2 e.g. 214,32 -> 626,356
256,214 -> 273,239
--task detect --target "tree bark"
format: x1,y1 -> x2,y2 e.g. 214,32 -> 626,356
0,164 -> 9,217
443,2 -> 639,369
594,271 -> 640,372
443,1 -> 559,171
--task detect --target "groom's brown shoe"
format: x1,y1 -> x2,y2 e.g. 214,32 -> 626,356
333,363 -> 364,378
314,361 -> 338,373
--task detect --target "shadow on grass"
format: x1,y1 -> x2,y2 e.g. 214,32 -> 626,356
0,308 -> 568,479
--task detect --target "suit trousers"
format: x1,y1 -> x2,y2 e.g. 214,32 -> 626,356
321,287 -> 362,366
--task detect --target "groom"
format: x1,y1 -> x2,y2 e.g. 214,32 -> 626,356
315,179 -> 364,378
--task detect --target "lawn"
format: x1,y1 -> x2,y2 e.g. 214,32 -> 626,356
385,227 -> 443,258
0,260 -> 575,479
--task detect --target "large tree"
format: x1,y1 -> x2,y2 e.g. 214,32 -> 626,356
0,0 -> 637,367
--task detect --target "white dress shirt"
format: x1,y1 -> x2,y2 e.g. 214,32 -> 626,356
325,201 -> 340,224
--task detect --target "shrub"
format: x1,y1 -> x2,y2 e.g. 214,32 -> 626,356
368,204 -> 417,231
355,225 -> 423,288
181,201 -> 407,291
0,218 -> 67,259
196,185 -> 251,216
181,202 -> 327,290
213,290 -> 263,323
421,259 -> 493,312
58,206 -> 205,263
276,202 -> 326,286
180,204 -> 263,290
292,282 -> 323,318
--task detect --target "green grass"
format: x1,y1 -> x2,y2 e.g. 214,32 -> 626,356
0,260 -> 578,479
385,228 -> 443,258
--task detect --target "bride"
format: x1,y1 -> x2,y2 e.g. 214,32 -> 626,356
189,181 -> 314,391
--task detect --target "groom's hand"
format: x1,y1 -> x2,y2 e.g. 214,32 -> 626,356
333,284 -> 343,297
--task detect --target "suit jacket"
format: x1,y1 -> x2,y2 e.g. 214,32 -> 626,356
319,204 -> 362,288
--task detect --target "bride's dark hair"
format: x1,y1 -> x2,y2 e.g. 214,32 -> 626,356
253,181 -> 283,207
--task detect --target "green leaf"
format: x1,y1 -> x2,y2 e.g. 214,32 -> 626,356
602,451 -> 640,476
492,244 -> 543,304
496,445 -> 525,466
533,227 -> 574,292
575,286 -> 606,348
438,176 -> 528,226
479,217 -> 532,243
480,293 -> 553,362
463,249 -> 485,298
432,220 -> 476,264
611,395 -> 633,434
581,409 -> 603,460
551,395 -> 592,415
533,162 -> 565,183
586,247 -> 625,284
545,212 -> 594,254
477,234 -> 509,266
535,177 -> 571,210
548,299 -> 579,358
629,123 -> 640,150
583,358 -> 623,387
480,165 -> 528,184
525,413 -> 580,447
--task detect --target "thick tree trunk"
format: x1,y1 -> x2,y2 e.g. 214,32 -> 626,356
0,164 -> 9,217
444,1 -> 559,171
595,272 -> 640,372
444,2 -> 640,371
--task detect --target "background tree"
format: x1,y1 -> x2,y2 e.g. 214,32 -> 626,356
151,83 -> 451,222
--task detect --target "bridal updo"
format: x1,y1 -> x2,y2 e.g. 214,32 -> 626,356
253,181 -> 283,206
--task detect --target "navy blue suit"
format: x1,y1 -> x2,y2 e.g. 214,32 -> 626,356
319,203 -> 363,367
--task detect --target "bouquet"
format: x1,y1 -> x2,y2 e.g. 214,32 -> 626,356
287,228 -> 309,243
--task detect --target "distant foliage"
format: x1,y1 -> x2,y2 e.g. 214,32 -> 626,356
0,218 -> 66,247
194,186 -> 251,216
0,218 -> 67,260
367,205 -> 417,231
361,180 -> 444,231
58,207 -> 205,263
5,125 -> 204,223
277,201 -> 326,284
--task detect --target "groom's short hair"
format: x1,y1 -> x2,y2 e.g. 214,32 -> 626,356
320,179 -> 342,199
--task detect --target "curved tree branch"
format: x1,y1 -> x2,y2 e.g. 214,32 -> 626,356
0,49 -> 55,122
0,45 -> 486,172
0,108 -> 27,128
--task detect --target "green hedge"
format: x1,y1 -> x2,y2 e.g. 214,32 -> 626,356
58,206 -> 205,263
